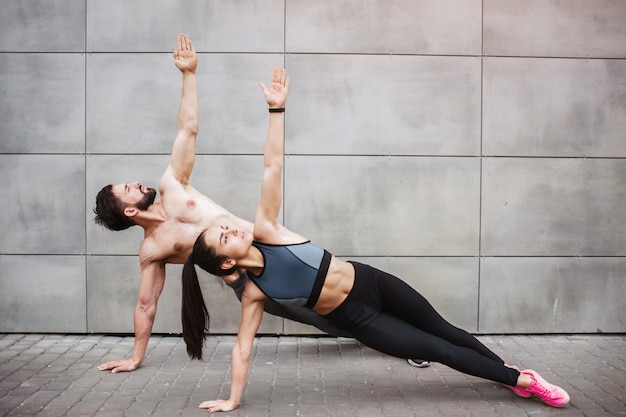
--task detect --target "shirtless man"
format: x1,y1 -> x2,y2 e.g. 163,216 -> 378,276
94,34 -> 428,373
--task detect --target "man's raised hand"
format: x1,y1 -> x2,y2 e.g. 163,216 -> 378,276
174,33 -> 197,73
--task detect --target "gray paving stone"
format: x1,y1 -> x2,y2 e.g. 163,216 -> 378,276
0,334 -> 624,416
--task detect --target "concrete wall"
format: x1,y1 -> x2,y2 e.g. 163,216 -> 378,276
1,0 -> 625,335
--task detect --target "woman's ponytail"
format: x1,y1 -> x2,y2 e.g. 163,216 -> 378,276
180,229 -> 239,359
181,255 -> 210,360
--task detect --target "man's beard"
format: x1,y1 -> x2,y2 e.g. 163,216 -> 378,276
135,187 -> 157,211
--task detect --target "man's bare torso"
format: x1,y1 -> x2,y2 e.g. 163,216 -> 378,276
139,183 -> 252,266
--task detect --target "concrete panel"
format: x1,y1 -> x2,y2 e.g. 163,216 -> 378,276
286,0 -> 482,55
87,154 -> 262,255
483,58 -> 626,157
87,0 -> 284,52
349,256 -> 479,332
87,256 -> 137,333
285,156 -> 480,256
286,55 -> 481,156
481,158 -> 626,256
0,0 -> 85,52
484,0 -> 626,58
480,257 -> 626,333
0,255 -> 86,333
2,0 -> 623,337
0,54 -> 85,153
86,53 -> 282,155
1,155 -> 85,254
87,256 -> 179,333
87,256 -> 282,334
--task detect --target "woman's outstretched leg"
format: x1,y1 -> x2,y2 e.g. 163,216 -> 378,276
357,262 -> 505,363
337,262 -> 570,407
349,311 -> 519,385
350,313 -> 569,407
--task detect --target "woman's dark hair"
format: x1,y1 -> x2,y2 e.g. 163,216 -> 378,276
181,229 -> 238,359
93,185 -> 136,231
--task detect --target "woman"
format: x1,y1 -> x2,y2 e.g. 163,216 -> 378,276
181,67 -> 570,412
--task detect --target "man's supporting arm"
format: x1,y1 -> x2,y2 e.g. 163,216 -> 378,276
98,261 -> 166,372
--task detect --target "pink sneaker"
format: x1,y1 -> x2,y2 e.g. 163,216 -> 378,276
503,365 -> 533,398
521,369 -> 570,407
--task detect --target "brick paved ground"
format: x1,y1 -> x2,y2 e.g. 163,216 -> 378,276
0,334 -> 624,417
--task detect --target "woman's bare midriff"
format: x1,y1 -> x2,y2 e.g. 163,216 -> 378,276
312,257 -> 355,316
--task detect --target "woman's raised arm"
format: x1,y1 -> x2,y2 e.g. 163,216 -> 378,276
254,67 -> 290,237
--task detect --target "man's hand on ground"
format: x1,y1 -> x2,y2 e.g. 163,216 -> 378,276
97,358 -> 140,373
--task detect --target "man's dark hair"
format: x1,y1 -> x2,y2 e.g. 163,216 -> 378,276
93,185 -> 136,231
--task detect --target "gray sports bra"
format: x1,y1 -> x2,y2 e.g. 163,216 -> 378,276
250,241 -> 332,308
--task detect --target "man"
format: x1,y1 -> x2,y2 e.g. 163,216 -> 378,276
94,34 -> 428,373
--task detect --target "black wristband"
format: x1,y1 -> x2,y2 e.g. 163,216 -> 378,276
269,107 -> 285,113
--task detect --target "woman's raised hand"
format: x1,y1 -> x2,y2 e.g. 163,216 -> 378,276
259,66 -> 290,109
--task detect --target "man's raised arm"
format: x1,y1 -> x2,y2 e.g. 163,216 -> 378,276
168,33 -> 199,185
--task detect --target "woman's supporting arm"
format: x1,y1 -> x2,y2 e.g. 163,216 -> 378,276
198,280 -> 266,413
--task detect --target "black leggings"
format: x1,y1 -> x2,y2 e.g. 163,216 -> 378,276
323,262 -> 520,386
